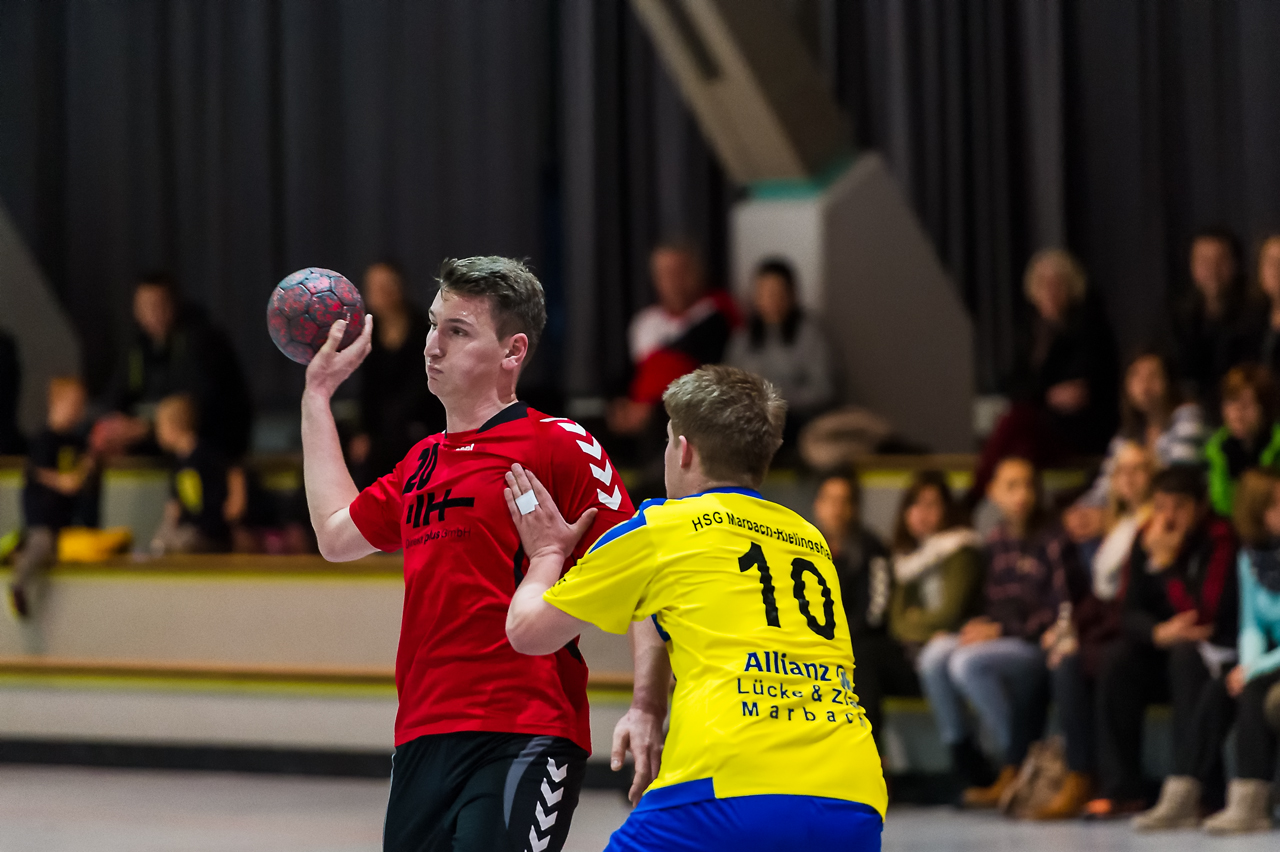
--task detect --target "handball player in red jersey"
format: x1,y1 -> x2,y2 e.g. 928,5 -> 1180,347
300,257 -> 671,852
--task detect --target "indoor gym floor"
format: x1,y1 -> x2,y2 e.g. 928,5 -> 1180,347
0,765 -> 1275,852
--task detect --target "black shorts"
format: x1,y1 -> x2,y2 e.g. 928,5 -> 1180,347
384,731 -> 588,852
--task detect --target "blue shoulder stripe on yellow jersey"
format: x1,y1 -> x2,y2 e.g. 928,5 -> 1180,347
587,498 -> 666,554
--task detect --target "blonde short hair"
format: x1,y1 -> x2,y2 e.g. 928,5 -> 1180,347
662,366 -> 786,487
1023,248 -> 1088,303
47,376 -> 86,405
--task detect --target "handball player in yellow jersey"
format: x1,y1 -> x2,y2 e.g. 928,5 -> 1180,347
502,366 -> 886,851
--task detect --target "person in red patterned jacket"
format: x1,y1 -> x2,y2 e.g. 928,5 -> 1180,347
300,256 -> 671,852
1088,465 -> 1240,826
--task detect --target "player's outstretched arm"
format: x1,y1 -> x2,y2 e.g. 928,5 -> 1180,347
503,464 -> 594,655
616,618 -> 671,804
302,317 -> 378,562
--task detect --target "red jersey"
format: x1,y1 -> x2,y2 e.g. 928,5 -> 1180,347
348,402 -> 634,751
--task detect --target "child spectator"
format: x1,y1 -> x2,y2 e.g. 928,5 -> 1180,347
149,394 -> 245,555
1087,467 -> 1239,824
1081,352 -> 1203,508
7,377 -> 94,618
1204,364 -> 1280,517
1030,456 -> 1151,820
726,258 -> 834,445
813,469 -> 917,751
919,458 -> 1078,808
885,472 -> 985,785
1198,470 -> 1280,833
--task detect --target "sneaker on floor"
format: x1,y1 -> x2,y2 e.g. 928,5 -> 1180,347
1131,775 -> 1202,831
962,765 -> 1017,809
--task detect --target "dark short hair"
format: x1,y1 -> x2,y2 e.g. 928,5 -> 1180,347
663,365 -> 786,487
436,256 -> 547,354
1191,226 -> 1242,264
137,271 -> 178,297
755,257 -> 796,294
1151,465 -> 1208,504
817,466 -> 863,508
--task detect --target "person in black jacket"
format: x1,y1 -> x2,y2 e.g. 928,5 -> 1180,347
813,469 -> 918,751
348,262 -> 443,487
92,273 -> 253,459
1167,228 -> 1254,408
1089,466 -> 1240,824
970,249 -> 1118,502
0,328 -> 22,455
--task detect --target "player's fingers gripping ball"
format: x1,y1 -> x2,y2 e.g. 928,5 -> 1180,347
267,267 -> 365,364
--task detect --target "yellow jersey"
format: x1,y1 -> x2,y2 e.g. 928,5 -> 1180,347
543,486 -> 887,816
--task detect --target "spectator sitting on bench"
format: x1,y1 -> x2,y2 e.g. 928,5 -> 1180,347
919,458 -> 1078,808
1199,470 -> 1280,834
886,471 -> 985,787
150,394 -> 245,555
1204,364 -> 1280,518
1088,466 -> 1239,825
8,377 -> 95,618
814,468 -> 919,756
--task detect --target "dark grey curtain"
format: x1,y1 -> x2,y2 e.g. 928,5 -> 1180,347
835,0 -> 1280,390
0,0 -> 557,409
833,0 -> 1066,391
558,0 -> 732,399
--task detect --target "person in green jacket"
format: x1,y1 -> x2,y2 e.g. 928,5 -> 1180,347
1204,365 -> 1280,517
888,471 -> 985,650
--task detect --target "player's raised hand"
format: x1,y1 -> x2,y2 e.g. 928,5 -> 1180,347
504,463 -> 597,564
304,315 -> 374,399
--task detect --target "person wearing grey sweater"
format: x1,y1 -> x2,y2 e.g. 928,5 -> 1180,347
725,258 -> 835,443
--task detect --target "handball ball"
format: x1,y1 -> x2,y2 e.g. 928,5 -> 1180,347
266,268 -> 365,364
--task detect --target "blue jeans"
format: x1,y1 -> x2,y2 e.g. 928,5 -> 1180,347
917,634 -> 1047,765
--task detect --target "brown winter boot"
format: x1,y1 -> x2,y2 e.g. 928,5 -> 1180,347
1030,771 -> 1093,820
1131,775 -> 1202,831
1201,779 -> 1274,835
962,765 -> 1018,809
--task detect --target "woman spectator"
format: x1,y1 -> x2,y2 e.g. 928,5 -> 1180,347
1204,364 -> 1280,518
725,258 -> 834,445
813,469 -> 917,753
1196,470 -> 1280,833
886,472 -> 986,784
1031,444 -> 1154,819
921,458 -> 1079,808
969,249 -> 1118,502
348,262 -> 444,486
1169,228 -> 1253,404
1081,352 -> 1203,506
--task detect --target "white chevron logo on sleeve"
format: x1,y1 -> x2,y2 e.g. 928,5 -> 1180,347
576,434 -> 603,459
528,826 -> 551,852
589,459 -> 613,486
541,778 -> 564,806
556,421 -> 587,437
535,801 -> 558,831
597,485 -> 622,511
547,758 -> 568,782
